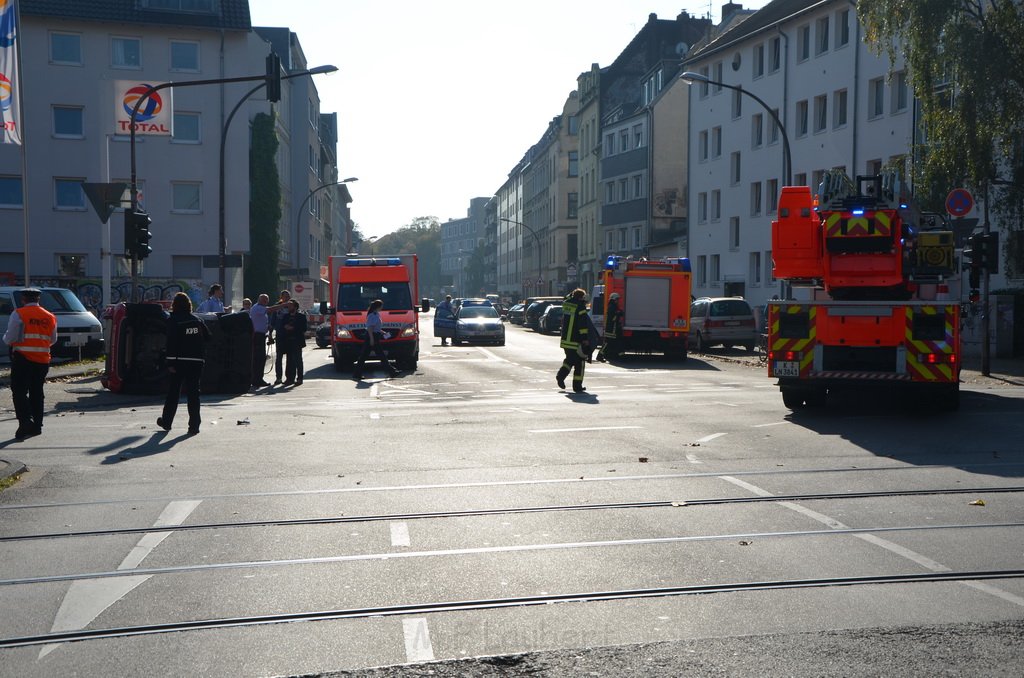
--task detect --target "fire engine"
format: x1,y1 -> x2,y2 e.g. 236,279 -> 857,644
768,170 -> 961,410
322,255 -> 429,371
596,255 -> 692,360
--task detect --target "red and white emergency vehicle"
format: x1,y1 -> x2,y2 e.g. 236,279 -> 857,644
768,171 -> 961,410
323,255 -> 429,371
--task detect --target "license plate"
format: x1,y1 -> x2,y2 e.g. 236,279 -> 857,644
724,320 -> 740,326
774,361 -> 799,377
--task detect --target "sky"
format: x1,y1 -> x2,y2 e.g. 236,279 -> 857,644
248,0 -> 769,239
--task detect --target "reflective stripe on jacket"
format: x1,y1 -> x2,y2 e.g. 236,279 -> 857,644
559,294 -> 588,350
11,305 -> 57,364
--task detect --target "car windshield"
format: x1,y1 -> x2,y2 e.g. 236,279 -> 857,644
337,283 -> 412,312
17,289 -> 88,313
710,300 -> 751,317
459,306 -> 499,319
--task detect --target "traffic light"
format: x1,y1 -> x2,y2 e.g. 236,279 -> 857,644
963,231 -> 982,271
980,232 -> 1000,274
265,52 -> 282,103
124,209 -> 153,260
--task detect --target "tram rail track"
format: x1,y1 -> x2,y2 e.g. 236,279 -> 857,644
1,569 -> 1021,649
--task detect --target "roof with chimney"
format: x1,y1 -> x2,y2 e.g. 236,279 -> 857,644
20,0 -> 252,31
686,0 -> 828,62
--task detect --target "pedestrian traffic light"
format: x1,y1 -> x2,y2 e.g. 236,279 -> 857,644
265,52 -> 282,103
980,231 -> 999,274
963,232 -> 982,271
124,209 -> 152,260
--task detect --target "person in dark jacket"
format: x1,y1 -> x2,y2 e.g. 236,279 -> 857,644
158,292 -> 209,435
597,292 -> 623,362
276,299 -> 308,386
352,299 -> 400,380
555,288 -> 590,393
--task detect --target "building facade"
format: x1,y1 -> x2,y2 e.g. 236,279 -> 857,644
440,196 -> 488,298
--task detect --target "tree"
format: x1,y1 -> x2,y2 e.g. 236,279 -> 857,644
358,217 -> 442,298
244,112 -> 282,299
858,0 -> 1024,276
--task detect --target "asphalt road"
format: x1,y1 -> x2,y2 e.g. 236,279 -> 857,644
0,318 -> 1022,677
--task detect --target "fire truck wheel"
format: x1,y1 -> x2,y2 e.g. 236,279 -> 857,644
781,387 -> 805,409
805,388 -> 827,408
938,386 -> 960,411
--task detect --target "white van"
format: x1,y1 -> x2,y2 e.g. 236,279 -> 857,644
0,287 -> 104,359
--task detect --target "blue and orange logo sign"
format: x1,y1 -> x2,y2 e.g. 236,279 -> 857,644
122,84 -> 162,122
0,72 -> 12,111
0,0 -> 16,49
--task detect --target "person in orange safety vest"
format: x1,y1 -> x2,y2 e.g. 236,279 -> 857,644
2,288 -> 57,441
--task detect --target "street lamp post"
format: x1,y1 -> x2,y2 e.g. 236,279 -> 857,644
679,72 -> 792,186
294,177 -> 359,277
363,235 -> 378,256
218,64 -> 338,288
500,217 -> 542,297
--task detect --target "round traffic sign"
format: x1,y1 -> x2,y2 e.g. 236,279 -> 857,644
945,188 -> 974,218
294,283 -> 305,293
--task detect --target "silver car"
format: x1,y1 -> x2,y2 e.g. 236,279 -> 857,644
688,297 -> 757,352
453,305 -> 505,345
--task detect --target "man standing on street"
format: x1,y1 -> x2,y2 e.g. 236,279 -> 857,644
196,283 -> 225,313
158,292 -> 210,435
247,293 -> 285,387
597,292 -> 623,362
3,288 -> 57,440
555,288 -> 590,393
434,294 -> 454,346
269,289 -> 291,385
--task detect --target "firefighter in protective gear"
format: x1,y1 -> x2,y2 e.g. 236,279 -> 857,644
555,288 -> 589,393
3,288 -> 57,440
597,292 -> 623,362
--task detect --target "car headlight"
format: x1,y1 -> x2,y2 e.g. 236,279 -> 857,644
336,327 -> 352,339
401,326 -> 416,337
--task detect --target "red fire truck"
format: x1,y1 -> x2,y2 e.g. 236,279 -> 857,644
768,171 -> 961,410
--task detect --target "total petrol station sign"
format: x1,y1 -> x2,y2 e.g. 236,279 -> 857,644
114,81 -> 173,135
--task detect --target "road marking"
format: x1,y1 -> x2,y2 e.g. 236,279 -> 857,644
371,383 -> 379,399
685,454 -> 703,464
403,618 -> 435,662
717,475 -> 1024,608
529,426 -> 643,434
752,421 -> 788,428
696,433 -> 727,443
390,522 -> 411,547
370,413 -> 380,420
712,401 -> 739,407
40,500 -> 202,659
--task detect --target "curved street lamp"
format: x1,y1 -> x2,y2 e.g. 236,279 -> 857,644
293,177 -> 359,278
219,63 -> 338,286
500,217 -> 543,296
679,71 -> 792,186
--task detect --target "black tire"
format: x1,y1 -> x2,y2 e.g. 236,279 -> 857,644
781,387 -> 805,409
938,385 -> 960,411
805,388 -> 827,408
497,339 -> 505,346
333,354 -> 352,372
743,343 -> 755,352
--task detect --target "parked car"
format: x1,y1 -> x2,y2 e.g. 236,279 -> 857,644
453,304 -> 505,345
0,286 -> 104,359
539,304 -> 563,334
524,298 -> 561,330
459,298 -> 492,308
688,297 -> 757,352
506,303 -> 525,325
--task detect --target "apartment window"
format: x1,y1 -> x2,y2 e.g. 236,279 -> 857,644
769,37 -> 781,72
0,176 -> 23,207
606,230 -> 615,252
52,106 -> 84,138
833,89 -> 848,128
54,178 -> 85,209
711,190 -> 721,220
892,70 -> 909,113
712,126 -> 722,157
767,249 -> 776,282
699,130 -> 709,161
796,100 -> 809,136
732,89 -> 742,118
172,112 -> 200,142
111,37 -> 141,68
814,95 -> 828,133
750,251 -> 762,284
171,181 -> 201,213
836,9 -> 850,47
730,152 -> 741,185
769,109 -> 780,144
816,16 -> 830,55
619,130 -> 629,152
57,254 -> 87,277
867,158 -> 883,175
568,151 -> 579,177
697,255 -> 707,285
169,40 -> 199,71
50,32 -> 81,64
798,25 -> 810,61
750,181 -> 762,216
632,227 -> 642,249
698,192 -> 708,223
711,254 -> 720,282
633,124 -> 643,148
605,182 -> 614,204
567,192 -> 578,219
795,172 -> 807,187
619,229 -> 627,250
568,115 -> 579,134
604,133 -> 615,155
767,179 -> 779,213
812,169 -> 825,191
729,217 -> 740,249
869,77 -> 885,118
633,174 -> 643,198
699,66 -> 710,97
752,113 -> 763,148
713,62 -> 723,92
308,144 -> 316,170
618,178 -> 628,202
753,43 -> 765,78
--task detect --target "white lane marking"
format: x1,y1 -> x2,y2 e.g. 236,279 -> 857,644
528,426 -> 643,434
718,476 -> 1023,607
403,618 -> 435,662
390,522 -> 411,547
370,413 -> 380,420
696,433 -> 727,443
712,402 -> 739,407
685,454 -> 703,464
371,383 -> 379,399
475,346 -> 510,363
41,500 -> 202,659
753,421 -> 788,428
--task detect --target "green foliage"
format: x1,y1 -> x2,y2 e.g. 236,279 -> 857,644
858,0 -> 1024,222
360,217 -> 442,298
245,113 -> 282,299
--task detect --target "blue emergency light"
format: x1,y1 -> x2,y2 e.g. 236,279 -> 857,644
852,208 -> 865,216
677,257 -> 692,272
344,257 -> 402,266
604,255 -> 622,270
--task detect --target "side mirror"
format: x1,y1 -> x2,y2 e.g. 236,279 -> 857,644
421,298 -> 430,313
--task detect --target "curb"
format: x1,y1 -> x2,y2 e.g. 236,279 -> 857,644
0,457 -> 26,482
